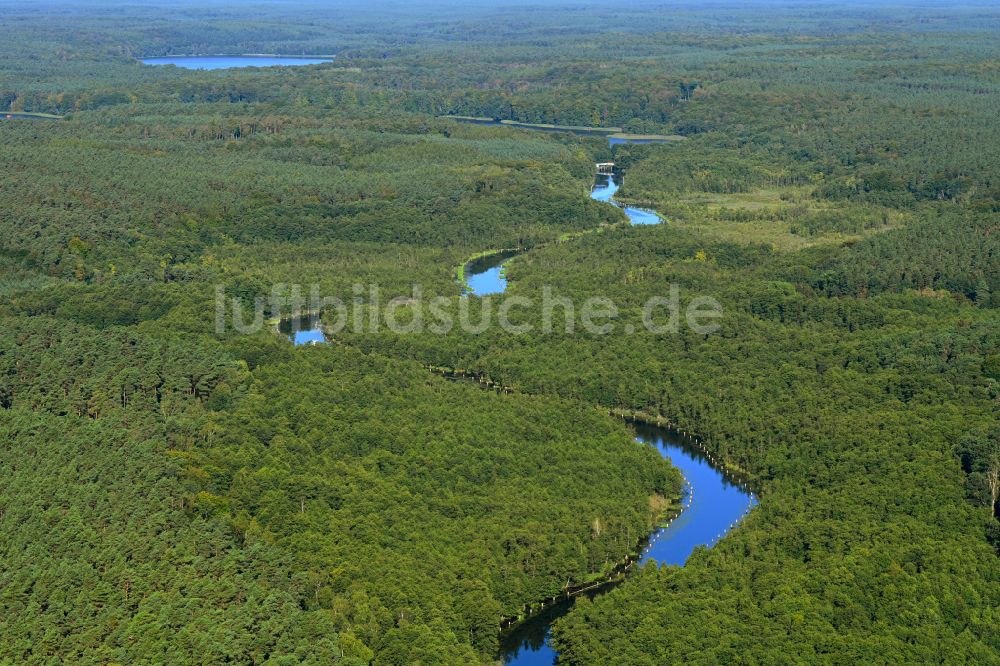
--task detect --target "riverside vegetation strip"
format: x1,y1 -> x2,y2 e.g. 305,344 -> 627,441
0,1 -> 998,664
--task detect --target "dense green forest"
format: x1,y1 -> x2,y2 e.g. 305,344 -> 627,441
1,1 -> 997,664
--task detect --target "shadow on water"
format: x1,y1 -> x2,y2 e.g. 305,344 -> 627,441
278,313 -> 327,345
499,419 -> 757,665
590,172 -> 621,203
465,150 -> 661,300
276,132 -> 736,664
592,173 -> 661,225
498,586 -> 606,666
464,249 -> 522,296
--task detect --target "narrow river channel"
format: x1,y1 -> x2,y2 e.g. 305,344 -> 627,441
589,172 -> 661,226
500,421 -> 756,665
280,153 -> 758,665
478,163 -> 756,665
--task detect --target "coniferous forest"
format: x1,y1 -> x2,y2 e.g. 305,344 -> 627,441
0,1 -> 998,664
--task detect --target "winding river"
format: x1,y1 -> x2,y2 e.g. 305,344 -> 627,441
590,172 -> 661,226
282,154 -> 757,665
471,164 -> 755,665
462,249 -> 522,297
456,170 -> 660,300
500,420 -> 756,665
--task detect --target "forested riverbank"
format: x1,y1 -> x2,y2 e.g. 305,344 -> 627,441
0,1 -> 997,664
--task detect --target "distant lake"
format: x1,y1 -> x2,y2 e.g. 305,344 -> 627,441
141,55 -> 333,70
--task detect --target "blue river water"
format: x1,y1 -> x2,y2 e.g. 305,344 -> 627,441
466,262 -> 507,296
591,173 -> 661,225
462,170 -> 660,297
634,423 -> 757,566
280,307 -> 758,666
500,422 -> 757,665
278,315 -> 327,345
277,141 -> 755,665
498,155 -> 752,666
462,249 -> 521,297
141,56 -> 332,70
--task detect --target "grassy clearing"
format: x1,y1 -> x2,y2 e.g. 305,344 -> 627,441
673,216 -> 866,251
642,187 -> 908,251
675,186 -> 803,210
